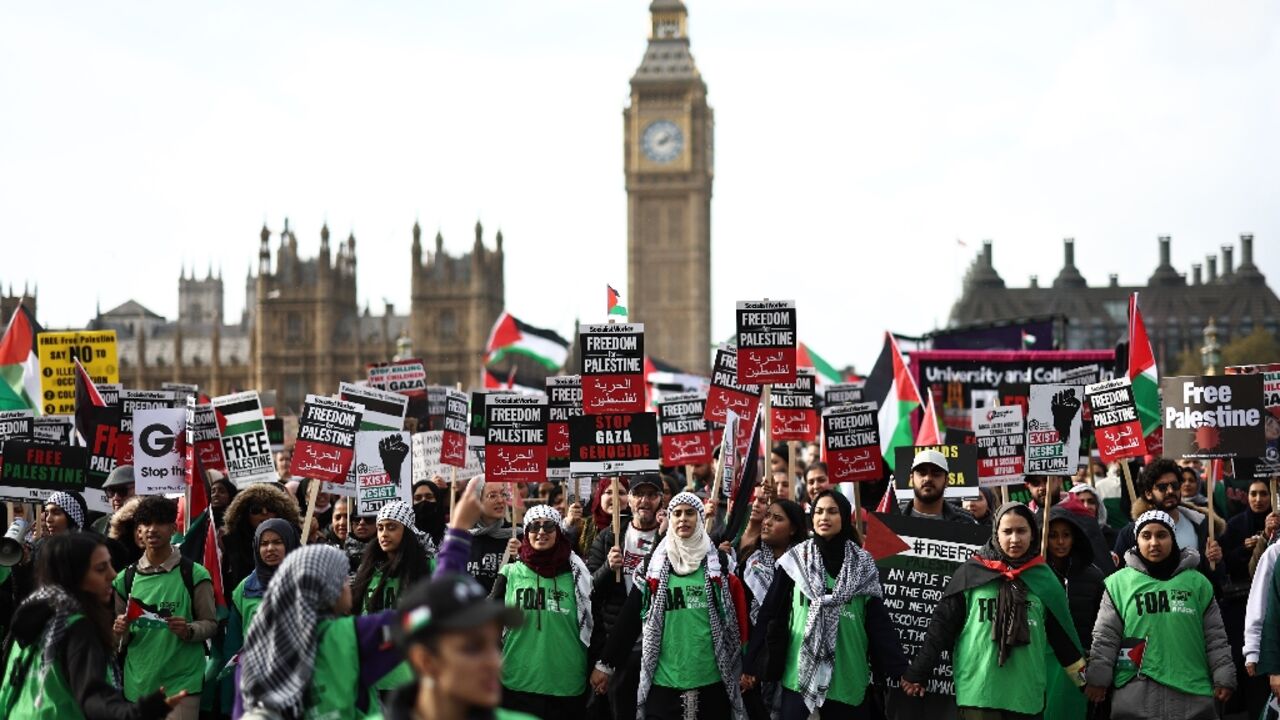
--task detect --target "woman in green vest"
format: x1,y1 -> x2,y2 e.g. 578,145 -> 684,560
353,501 -> 435,615
223,517 -> 299,695
901,502 -> 1085,719
489,504 -> 593,717
744,490 -> 909,719
0,532 -> 183,719
1085,509 -> 1235,719
237,544 -> 403,718
590,491 -> 750,719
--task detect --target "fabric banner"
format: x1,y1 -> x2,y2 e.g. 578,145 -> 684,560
291,395 -> 363,483
354,431 -> 412,516
569,411 -> 661,476
1084,378 -> 1147,464
735,300 -> 797,385
579,323 -> 645,415
212,391 -> 275,488
546,375 -> 583,479
1161,374 -> 1266,459
133,408 -> 187,495
656,392 -> 713,466
973,405 -> 1025,487
893,444 -> 979,499
1025,384 -> 1084,475
704,345 -> 762,426
485,394 -> 548,483
771,368 -> 817,442
822,401 -> 882,483
36,330 -> 119,415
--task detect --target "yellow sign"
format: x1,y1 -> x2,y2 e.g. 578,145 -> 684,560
36,330 -> 119,415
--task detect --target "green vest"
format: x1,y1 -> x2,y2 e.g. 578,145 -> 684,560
364,709 -> 539,720
0,614 -> 97,720
307,617 -> 363,719
1103,567 -> 1215,696
642,566 -> 721,690
364,568 -> 401,614
954,582 -> 1049,714
499,562 -> 587,696
231,578 -> 264,634
112,560 -> 211,700
782,575 -> 870,706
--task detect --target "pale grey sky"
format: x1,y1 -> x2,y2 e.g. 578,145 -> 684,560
3,1 -> 1277,371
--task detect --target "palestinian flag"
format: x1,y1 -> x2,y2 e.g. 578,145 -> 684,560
73,358 -> 106,444
212,395 -> 264,437
914,391 -> 943,445
125,597 -> 168,626
1128,293 -> 1162,453
863,332 -> 922,472
797,342 -> 845,387
482,367 -> 542,396
607,285 -> 628,318
484,312 -> 570,371
179,507 -> 227,618
644,355 -> 708,410
0,304 -> 41,413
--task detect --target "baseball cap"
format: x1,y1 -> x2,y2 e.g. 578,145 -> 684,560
628,474 -> 663,494
911,449 -> 949,473
397,572 -> 523,646
102,465 -> 136,489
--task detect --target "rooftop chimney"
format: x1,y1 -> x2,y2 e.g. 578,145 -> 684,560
1241,233 -> 1255,267
1030,275 -> 1039,288
1192,264 -> 1202,285
1159,235 -> 1171,266
1064,238 -> 1076,267
1053,238 -> 1087,288
1207,256 -> 1218,283
982,240 -> 993,266
1109,274 -> 1119,287
1148,235 -> 1184,286
1222,245 -> 1235,277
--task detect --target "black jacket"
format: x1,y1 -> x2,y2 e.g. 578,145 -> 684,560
586,520 -> 659,660
898,500 -> 978,523
1046,507 -> 1106,652
1113,499 -> 1225,591
466,527 -> 512,595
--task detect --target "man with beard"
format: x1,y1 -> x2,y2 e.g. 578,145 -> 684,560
1113,457 -> 1223,584
898,449 -> 976,523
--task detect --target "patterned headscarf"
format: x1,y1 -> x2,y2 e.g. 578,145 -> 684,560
46,491 -> 84,531
378,500 -> 436,557
240,545 -> 350,718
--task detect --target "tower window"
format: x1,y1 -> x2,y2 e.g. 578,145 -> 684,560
439,310 -> 457,339
286,312 -> 303,342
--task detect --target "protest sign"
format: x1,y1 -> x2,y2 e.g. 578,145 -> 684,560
1084,378 -> 1147,464
338,382 -> 407,431
132,408 -> 186,495
868,512 -> 987,696
547,376 -> 583,479
822,402 -> 882,483
115,390 -> 176,465
160,383 -> 199,404
0,411 -> 34,477
265,417 -> 285,453
893,444 -> 979,499
569,412 -> 661,476
771,369 -> 817,442
1225,364 -> 1280,478
705,345 -> 762,425
85,405 -> 120,487
35,330 -> 119,415
579,323 -> 645,415
467,390 -> 512,449
1024,384 -> 1084,475
441,388 -> 470,468
1161,374 -> 1266,459
656,392 -> 713,466
33,415 -> 73,444
485,394 -> 548,482
368,359 -> 428,395
212,391 -> 275,488
0,441 -> 87,501
185,400 -> 226,474
714,411 -> 740,500
735,300 -> 797,385
823,382 -> 865,409
973,405 -> 1025,487
98,383 -> 121,406
354,431 -> 412,516
912,350 -> 1115,433
291,395 -> 363,483
412,431 -> 484,485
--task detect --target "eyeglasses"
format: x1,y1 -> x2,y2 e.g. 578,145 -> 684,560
104,486 -> 132,498
1152,482 -> 1178,493
527,521 -> 558,535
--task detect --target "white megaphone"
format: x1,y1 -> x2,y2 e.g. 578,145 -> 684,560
0,518 -> 30,567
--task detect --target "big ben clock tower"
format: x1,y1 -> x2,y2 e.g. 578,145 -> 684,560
624,0 -> 713,375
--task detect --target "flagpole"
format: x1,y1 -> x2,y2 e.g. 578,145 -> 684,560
853,482 -> 865,543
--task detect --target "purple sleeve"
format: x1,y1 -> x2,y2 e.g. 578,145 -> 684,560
434,528 -> 473,576
356,610 -> 403,691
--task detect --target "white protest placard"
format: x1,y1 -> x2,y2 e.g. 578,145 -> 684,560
974,405 -> 1025,487
412,431 -> 483,484
355,431 -> 412,516
1025,384 -> 1083,475
133,408 -> 187,495
339,382 -> 407,431
212,391 -> 276,488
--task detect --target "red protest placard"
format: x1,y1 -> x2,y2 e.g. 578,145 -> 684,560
772,369 -> 818,442
705,346 -> 762,426
580,323 -> 645,415
657,393 -> 713,466
1084,378 -> 1147,464
822,402 -> 883,482
484,394 -> 548,482
735,300 -> 797,385
440,389 -> 470,468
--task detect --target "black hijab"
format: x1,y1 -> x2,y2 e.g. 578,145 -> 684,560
1135,512 -> 1182,581
977,502 -> 1040,567
811,490 -> 856,578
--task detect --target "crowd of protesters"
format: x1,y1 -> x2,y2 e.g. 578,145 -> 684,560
3,440 -> 1279,720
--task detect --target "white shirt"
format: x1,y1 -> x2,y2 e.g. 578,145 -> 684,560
1244,542 -> 1280,664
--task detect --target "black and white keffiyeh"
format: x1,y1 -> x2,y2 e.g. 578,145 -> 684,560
379,500 -> 436,557
46,491 -> 84,530
741,547 -> 776,624
636,492 -> 746,720
777,538 -> 882,712
519,504 -> 593,647
239,544 -> 349,718
1,585 -> 117,710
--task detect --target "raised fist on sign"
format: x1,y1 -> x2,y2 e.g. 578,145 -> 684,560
1050,388 -> 1081,444
378,435 -> 410,483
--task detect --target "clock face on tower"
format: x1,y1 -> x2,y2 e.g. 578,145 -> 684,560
641,120 -> 684,163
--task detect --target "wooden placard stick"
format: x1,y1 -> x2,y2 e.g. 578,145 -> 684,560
705,455 -> 724,531
787,441 -> 797,502
1119,461 -> 1138,514
300,478 -> 322,545
449,466 -> 458,520
685,464 -> 696,493
611,476 -> 623,582
1040,476 -> 1057,557
853,483 -> 865,543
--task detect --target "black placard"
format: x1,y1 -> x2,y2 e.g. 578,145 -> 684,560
569,412 -> 660,475
0,441 -> 87,493
1161,374 -> 1267,459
